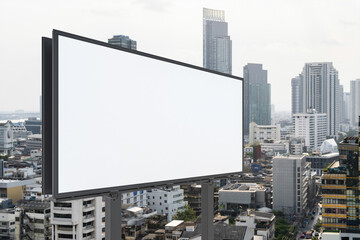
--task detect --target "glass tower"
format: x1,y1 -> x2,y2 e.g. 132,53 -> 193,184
203,8 -> 232,74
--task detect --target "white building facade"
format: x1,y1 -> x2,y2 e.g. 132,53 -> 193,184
147,185 -> 186,222
293,110 -> 327,151
350,79 -> 360,127
51,197 -> 105,240
249,122 -> 281,144
122,190 -> 147,207
0,121 -> 13,155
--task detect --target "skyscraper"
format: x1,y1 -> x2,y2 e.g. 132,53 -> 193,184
300,62 -> 340,137
203,8 -> 232,74
350,79 -> 360,127
344,92 -> 350,123
291,75 -> 303,115
243,63 -> 271,134
108,35 -> 137,50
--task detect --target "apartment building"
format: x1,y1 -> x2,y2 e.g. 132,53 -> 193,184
0,209 -> 15,239
249,122 -> 281,144
51,197 -> 105,240
14,200 -> 51,240
147,185 -> 186,222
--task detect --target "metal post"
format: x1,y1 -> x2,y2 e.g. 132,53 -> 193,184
201,181 -> 214,240
105,192 -> 122,240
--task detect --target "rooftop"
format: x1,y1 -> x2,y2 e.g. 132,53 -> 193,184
16,200 -> 50,210
165,220 -> 184,228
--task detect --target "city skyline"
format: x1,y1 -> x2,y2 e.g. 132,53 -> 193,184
0,0 -> 359,112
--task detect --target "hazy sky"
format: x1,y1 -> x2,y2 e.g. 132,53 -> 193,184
0,0 -> 359,112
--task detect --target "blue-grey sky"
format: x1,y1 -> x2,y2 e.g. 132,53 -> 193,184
0,0 -> 359,112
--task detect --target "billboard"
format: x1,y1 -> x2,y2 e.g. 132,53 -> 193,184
49,30 -> 243,200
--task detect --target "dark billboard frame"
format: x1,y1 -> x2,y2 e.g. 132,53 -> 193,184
46,29 -> 244,200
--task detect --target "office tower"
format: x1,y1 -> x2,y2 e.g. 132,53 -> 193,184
108,35 -> 137,50
300,62 -> 339,137
273,155 -> 313,215
291,75 -> 303,115
293,109 -> 327,151
203,8 -> 232,74
344,92 -> 350,123
321,118 -> 360,232
243,63 -> 271,134
350,79 -> 360,127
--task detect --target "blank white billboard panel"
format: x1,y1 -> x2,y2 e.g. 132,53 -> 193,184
55,32 -> 243,197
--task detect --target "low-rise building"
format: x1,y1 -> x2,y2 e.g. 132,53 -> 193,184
122,190 -> 147,207
219,183 -> 266,212
26,134 -> 42,150
147,185 -> 186,222
0,209 -> 15,239
0,179 -> 36,203
236,210 -> 275,240
15,200 -> 51,240
249,122 -> 281,145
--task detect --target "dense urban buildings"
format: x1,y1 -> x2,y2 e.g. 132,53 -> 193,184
108,35 -> 137,50
293,109 -> 327,151
350,79 -> 360,127
244,63 -> 271,135
203,8 -> 232,74
296,62 -> 340,137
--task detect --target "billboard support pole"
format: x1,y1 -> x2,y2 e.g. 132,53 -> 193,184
201,181 -> 214,240
105,192 -> 122,239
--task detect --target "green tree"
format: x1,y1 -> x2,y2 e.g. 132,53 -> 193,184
172,205 -> 197,222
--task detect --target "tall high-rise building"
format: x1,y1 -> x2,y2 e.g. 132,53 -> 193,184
291,75 -> 303,115
243,63 -> 271,134
339,85 -> 345,124
293,109 -> 327,151
350,79 -> 360,127
300,62 -> 339,137
108,35 -> 137,50
203,8 -> 232,74
344,92 -> 350,123
321,119 -> 360,232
